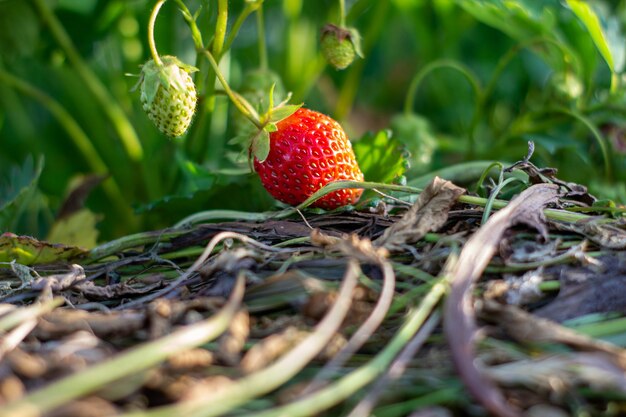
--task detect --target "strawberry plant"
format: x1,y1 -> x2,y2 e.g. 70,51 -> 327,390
2,1 -> 626,414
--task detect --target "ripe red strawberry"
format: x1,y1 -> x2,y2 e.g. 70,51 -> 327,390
253,108 -> 364,209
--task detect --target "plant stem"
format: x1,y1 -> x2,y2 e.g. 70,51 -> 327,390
339,0 -> 346,27
201,50 -> 262,128
173,0 -> 209,160
148,0 -> 167,66
173,0 -> 204,50
243,280 -> 450,417
222,3 -> 257,57
88,229 -> 187,262
32,0 -> 144,162
0,69 -> 136,231
335,0 -> 389,120
404,60 -> 482,115
256,4 -> 268,70
213,0 -> 228,59
481,176 -> 524,224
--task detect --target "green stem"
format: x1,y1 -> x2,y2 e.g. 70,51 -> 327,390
116,260 -> 360,417
474,162 -> 504,195
173,0 -> 204,50
572,315 -> 626,338
32,0 -> 144,162
334,0 -> 388,120
403,59 -> 482,157
339,0 -> 346,27
212,0 -> 228,59
0,69 -> 135,231
148,0 -> 167,66
286,179 -> 591,224
173,0 -> 208,161
404,60 -> 482,115
256,4 -> 268,70
222,3 -> 257,56
201,50 -> 262,128
242,280 -> 449,417
481,176 -> 524,224
88,229 -> 187,262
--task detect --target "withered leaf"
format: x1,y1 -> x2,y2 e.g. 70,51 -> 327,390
217,308 -> 250,365
444,183 -> 561,417
487,353 -> 626,395
240,326 -> 309,374
0,235 -> 87,266
33,309 -> 145,339
374,177 -> 465,250
560,217 -> 626,249
533,253 -> 626,321
480,300 -> 626,363
74,280 -> 163,300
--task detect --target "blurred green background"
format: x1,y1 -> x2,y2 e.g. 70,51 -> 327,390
1,0 -> 625,244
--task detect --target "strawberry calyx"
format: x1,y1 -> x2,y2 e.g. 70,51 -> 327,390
138,55 -> 198,107
228,81 -> 302,163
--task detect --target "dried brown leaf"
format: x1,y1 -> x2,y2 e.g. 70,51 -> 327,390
76,281 -> 163,300
0,374 -> 24,404
444,183 -> 561,417
240,326 -> 308,373
30,264 -> 86,292
375,177 -> 465,250
6,348 -> 47,379
561,218 -> 626,249
535,254 -> 626,321
217,308 -> 250,365
481,300 -> 626,366
46,396 -> 117,417
34,309 -> 145,340
487,353 -> 626,395
166,348 -> 214,371
311,230 -> 388,264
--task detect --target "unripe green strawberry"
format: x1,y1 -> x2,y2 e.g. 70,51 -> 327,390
139,55 -> 198,137
320,24 -> 362,70
254,108 -> 364,209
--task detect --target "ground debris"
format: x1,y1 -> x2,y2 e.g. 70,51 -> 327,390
2,177 -> 626,417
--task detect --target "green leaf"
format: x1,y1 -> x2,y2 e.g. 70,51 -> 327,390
0,234 -> 87,266
353,130 -> 408,184
0,156 -> 44,232
268,104 -> 302,123
264,123 -> 278,133
566,0 -> 612,70
46,209 -> 100,249
390,114 -> 437,174
135,173 -> 276,217
140,69 -> 161,106
347,27 -> 364,58
252,130 -> 271,162
268,83 -> 275,112
0,1 -> 40,58
457,0 -> 559,41
228,134 -> 252,146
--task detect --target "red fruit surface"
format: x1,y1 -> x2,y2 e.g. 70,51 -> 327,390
254,108 -> 364,209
